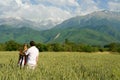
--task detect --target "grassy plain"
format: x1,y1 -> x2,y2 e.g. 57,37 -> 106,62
0,51 -> 120,80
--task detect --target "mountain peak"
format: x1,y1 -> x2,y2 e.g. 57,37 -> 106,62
91,10 -> 120,15
102,10 -> 109,12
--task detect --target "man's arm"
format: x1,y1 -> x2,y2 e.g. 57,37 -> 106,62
25,49 -> 30,55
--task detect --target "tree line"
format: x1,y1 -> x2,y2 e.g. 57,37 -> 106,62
0,40 -> 120,53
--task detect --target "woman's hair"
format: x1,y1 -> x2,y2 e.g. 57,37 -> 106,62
23,43 -> 28,47
23,43 -> 28,50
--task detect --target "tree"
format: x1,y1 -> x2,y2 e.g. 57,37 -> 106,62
36,43 -> 48,52
5,40 -> 20,51
104,43 -> 120,52
0,43 -> 6,51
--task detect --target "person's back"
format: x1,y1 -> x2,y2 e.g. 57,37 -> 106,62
25,41 -> 39,69
27,46 -> 39,65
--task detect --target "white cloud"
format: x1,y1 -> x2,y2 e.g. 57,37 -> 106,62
0,1 -> 72,23
108,1 -> 120,11
75,0 -> 100,15
0,0 -> 119,28
37,0 -> 79,7
21,4 -> 72,22
15,0 -> 23,7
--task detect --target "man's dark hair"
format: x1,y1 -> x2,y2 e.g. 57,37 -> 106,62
30,41 -> 35,46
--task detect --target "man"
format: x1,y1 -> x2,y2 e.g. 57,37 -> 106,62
25,41 -> 39,69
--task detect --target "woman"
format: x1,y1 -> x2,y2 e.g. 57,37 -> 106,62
18,44 -> 28,68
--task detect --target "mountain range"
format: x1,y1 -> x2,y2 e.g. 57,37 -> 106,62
0,10 -> 120,45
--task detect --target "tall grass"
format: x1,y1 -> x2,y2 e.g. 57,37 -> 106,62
0,51 -> 120,80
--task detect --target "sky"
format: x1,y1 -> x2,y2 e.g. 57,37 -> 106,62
0,0 -> 120,23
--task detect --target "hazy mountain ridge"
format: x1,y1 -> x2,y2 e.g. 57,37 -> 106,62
54,10 -> 120,29
0,17 -> 58,30
0,25 -> 45,43
0,10 -> 120,45
41,10 -> 120,45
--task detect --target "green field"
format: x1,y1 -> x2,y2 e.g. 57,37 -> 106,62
0,51 -> 120,80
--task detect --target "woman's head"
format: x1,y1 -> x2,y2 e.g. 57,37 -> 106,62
23,43 -> 28,50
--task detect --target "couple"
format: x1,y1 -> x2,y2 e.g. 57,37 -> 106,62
18,41 -> 39,69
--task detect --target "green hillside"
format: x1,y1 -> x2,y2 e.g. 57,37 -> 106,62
0,11 -> 120,45
40,11 -> 120,45
41,26 -> 120,45
0,25 -> 45,43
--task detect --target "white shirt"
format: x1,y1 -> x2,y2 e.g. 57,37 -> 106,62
25,46 -> 39,65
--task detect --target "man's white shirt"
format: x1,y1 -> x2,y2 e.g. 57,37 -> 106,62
25,46 -> 39,65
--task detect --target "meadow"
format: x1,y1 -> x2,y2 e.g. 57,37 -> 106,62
0,51 -> 120,80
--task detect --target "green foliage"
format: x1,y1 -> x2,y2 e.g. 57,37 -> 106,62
4,40 -> 20,51
1,40 -> 120,53
36,43 -> 48,52
104,43 -> 120,53
0,43 -> 6,51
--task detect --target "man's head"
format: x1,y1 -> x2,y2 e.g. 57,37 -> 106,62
30,41 -> 35,46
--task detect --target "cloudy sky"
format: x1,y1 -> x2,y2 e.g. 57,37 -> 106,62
0,0 -> 120,23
